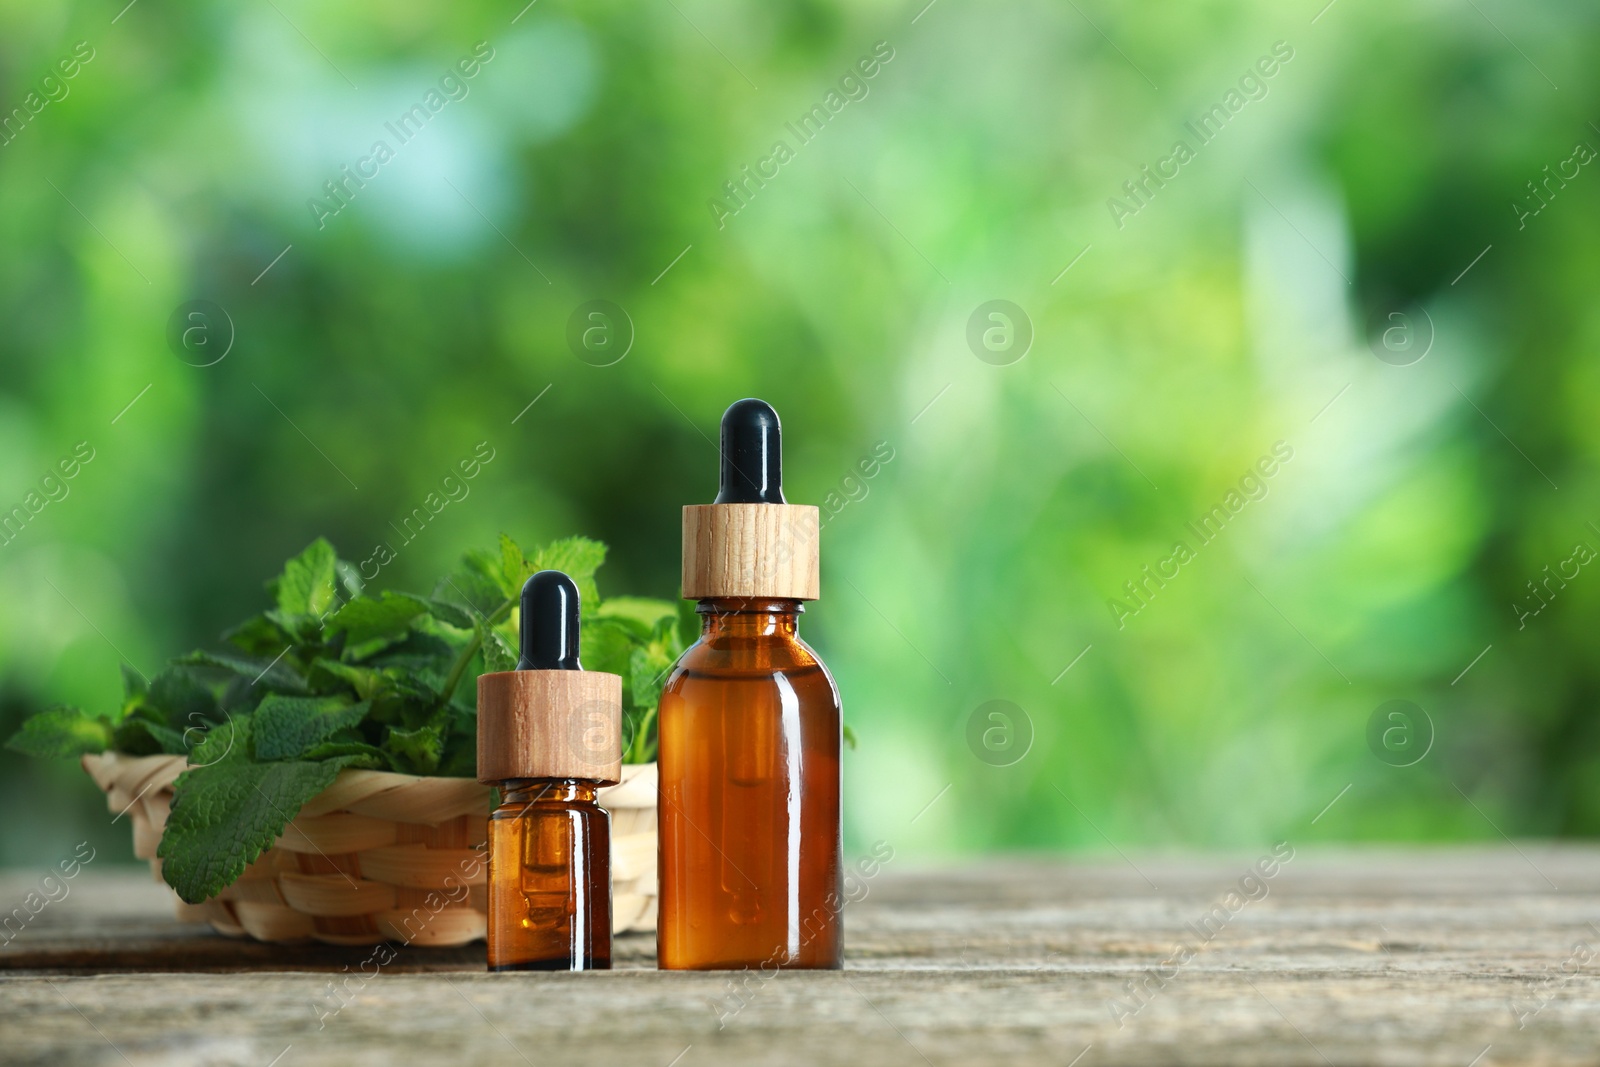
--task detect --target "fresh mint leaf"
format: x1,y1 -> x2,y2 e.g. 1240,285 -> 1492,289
301,740 -> 390,769
500,533 -> 533,597
327,592 -> 428,649
597,596 -> 679,638
481,625 -> 517,673
534,536 -> 606,612
6,706 -> 113,758
115,718 -> 189,756
421,597 -> 477,631
334,558 -> 365,601
146,666 -> 218,729
342,635 -> 404,664
365,625 -> 457,665
223,614 -> 294,656
187,712 -> 247,767
120,664 -> 148,701
451,547 -> 513,606
366,658 -> 451,702
580,617 -> 634,679
384,721 -> 446,775
369,682 -> 437,730
677,599 -> 701,649
309,658 -> 386,700
651,611 -> 688,662
159,717 -> 356,903
270,538 -> 340,619
436,702 -> 478,778
112,705 -> 181,756
178,649 -> 308,694
117,669 -> 150,723
628,642 -> 674,718
534,535 -> 607,580
253,695 -> 368,761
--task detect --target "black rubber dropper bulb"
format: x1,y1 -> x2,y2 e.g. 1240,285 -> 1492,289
516,570 -> 582,671
712,398 -> 786,504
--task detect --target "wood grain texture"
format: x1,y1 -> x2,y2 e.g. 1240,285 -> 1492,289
475,670 -> 621,784
682,504 -> 820,600
3,847 -> 1599,1065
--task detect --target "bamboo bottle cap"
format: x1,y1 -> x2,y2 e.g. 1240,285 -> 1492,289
681,399 -> 820,601
682,503 -> 819,599
476,570 -> 622,786
476,670 -> 621,785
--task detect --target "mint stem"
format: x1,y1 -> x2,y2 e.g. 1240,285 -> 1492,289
437,596 -> 515,710
629,705 -> 658,763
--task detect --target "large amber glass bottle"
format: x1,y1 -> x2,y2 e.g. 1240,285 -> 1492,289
659,398 -> 843,970
487,779 -> 611,970
659,597 -> 842,969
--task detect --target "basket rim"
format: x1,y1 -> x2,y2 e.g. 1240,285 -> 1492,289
79,751 -> 656,799
82,750 -> 657,786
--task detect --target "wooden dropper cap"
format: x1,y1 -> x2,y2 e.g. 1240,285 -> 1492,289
476,570 -> 622,786
682,398 -> 820,601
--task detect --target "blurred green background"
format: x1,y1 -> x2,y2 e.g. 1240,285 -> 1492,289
3,0 -> 1597,870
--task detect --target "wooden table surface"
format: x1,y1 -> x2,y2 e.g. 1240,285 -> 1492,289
2,846 -> 1597,1066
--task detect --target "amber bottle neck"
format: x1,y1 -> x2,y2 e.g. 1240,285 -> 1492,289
501,779 -> 599,805
697,597 -> 803,639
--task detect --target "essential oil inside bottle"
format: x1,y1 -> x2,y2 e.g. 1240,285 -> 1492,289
487,777 -> 610,971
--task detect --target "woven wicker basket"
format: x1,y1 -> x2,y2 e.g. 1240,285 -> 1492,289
81,752 -> 657,947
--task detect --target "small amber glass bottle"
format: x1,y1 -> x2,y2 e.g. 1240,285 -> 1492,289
478,570 -> 622,972
659,399 -> 843,970
487,779 -> 611,970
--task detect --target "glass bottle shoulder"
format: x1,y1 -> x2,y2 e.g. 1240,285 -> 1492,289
664,630 -> 840,704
